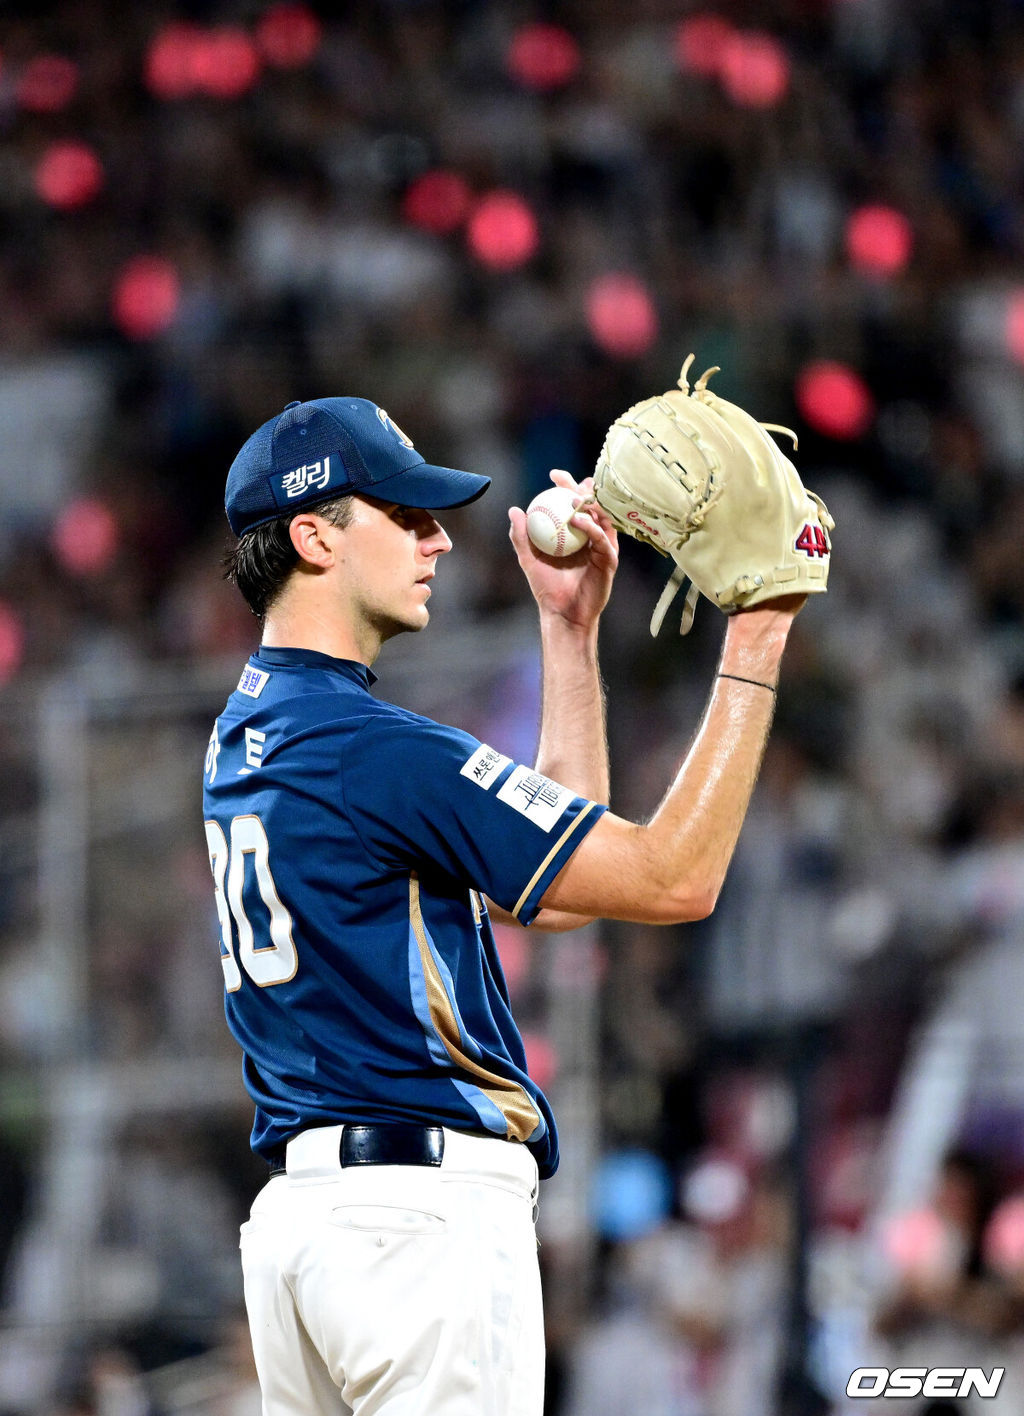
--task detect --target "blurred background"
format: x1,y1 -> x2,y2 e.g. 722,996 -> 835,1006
3,0 -> 1024,1411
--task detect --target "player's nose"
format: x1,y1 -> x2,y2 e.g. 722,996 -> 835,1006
422,516 -> 452,556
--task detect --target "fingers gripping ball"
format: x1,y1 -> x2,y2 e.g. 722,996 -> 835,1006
594,355 -> 834,634
526,486 -> 590,557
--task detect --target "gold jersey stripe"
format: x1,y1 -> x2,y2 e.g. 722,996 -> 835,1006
511,800 -> 599,920
409,876 -> 539,1143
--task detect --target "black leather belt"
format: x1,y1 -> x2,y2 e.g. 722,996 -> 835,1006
268,1123 -> 445,1176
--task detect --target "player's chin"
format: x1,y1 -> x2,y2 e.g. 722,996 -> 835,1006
384,604 -> 431,638
372,598 -> 427,644
407,593 -> 431,627
416,582 -> 436,616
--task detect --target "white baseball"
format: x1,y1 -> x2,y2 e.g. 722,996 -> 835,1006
525,486 -> 590,557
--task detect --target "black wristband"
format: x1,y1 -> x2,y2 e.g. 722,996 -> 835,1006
716,672 -> 776,694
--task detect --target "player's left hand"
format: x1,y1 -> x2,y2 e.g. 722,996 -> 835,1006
508,469 -> 619,631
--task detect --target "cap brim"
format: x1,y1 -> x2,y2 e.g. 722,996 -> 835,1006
364,463 -> 490,510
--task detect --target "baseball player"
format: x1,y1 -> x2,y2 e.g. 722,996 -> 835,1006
204,394 -> 808,1415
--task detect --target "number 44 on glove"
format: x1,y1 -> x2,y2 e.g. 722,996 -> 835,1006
592,356 -> 834,635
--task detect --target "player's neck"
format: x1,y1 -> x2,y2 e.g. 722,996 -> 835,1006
261,604 -> 380,667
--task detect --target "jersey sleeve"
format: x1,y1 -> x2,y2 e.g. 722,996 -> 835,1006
340,713 -> 606,925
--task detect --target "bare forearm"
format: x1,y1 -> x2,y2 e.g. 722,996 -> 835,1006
535,615 -> 609,804
541,602 -> 798,923
640,617 -> 783,913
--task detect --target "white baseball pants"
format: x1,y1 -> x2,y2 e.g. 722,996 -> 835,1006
240,1126 -> 544,1416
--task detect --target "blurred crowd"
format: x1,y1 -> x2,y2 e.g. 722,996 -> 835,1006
3,0 -> 1024,1411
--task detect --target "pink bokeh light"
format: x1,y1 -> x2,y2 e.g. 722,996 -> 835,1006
145,23 -> 204,99
586,273 -> 658,359
256,3 -> 322,68
146,23 -> 261,99
507,22 -> 581,91
51,499 -> 120,577
113,256 -> 180,340
467,191 -> 539,270
35,141 -> 104,210
720,31 -> 790,108
674,14 -> 737,78
795,360 -> 874,440
846,204 -> 914,277
192,28 -> 261,99
402,170 -> 473,236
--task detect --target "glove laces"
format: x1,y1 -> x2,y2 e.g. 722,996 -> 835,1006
678,354 -> 799,449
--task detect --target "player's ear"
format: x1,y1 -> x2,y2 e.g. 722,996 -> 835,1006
288,512 -> 337,568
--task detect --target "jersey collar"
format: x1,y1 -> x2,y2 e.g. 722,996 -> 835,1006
254,645 -> 377,686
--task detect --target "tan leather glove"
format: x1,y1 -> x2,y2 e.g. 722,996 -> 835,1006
594,356 -> 834,634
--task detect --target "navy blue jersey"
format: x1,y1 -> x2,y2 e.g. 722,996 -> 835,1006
202,646 -> 605,1179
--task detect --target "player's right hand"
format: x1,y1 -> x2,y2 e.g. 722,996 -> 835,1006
509,469 -> 619,631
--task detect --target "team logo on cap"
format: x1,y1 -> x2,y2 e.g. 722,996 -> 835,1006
280,458 -> 332,499
376,407 -> 415,449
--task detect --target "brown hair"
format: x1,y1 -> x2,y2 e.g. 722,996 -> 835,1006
223,496 -> 354,618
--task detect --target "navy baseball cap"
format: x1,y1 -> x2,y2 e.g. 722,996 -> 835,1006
225,397 -> 490,536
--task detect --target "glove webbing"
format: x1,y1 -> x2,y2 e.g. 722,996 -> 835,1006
638,426 -> 709,499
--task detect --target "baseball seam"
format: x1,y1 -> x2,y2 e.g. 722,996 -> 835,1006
533,504 -> 566,554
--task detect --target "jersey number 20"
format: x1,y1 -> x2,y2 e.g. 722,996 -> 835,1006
204,815 -> 298,990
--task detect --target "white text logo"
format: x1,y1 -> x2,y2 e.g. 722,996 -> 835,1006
237,728 -> 267,777
459,743 -> 512,790
847,1368 -> 1004,1400
496,764 -> 574,833
237,666 -> 270,698
281,457 -> 331,498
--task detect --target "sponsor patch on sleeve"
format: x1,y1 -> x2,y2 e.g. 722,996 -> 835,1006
460,743 -> 512,790
237,666 -> 270,698
496,764 -> 575,833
